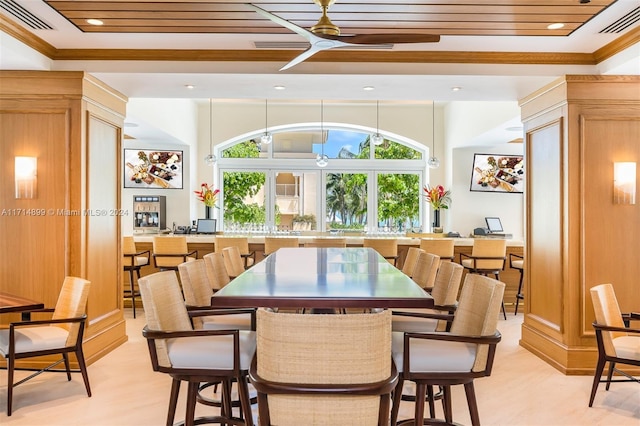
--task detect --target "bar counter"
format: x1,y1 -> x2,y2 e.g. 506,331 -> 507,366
128,233 -> 524,312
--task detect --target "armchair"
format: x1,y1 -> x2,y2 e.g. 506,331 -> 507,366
152,236 -> 197,271
588,283 -> 640,407
0,277 -> 91,416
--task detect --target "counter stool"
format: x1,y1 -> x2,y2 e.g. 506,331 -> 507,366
122,236 -> 150,318
509,253 -> 524,315
420,238 -> 455,262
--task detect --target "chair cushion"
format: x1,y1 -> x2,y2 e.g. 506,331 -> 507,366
461,259 -> 474,268
0,326 -> 70,357
511,259 -> 524,269
391,331 -> 476,373
613,335 -> 640,360
391,310 -> 438,333
167,330 -> 255,370
201,313 -> 253,331
135,256 -> 149,266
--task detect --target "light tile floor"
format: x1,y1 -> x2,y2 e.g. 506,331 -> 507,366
1,310 -> 638,425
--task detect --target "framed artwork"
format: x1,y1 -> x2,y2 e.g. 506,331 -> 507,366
470,154 -> 524,193
124,149 -> 183,189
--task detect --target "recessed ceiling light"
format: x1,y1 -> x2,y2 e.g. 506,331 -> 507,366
185,84 -> 195,89
363,86 -> 375,91
451,86 -> 462,92
547,23 -> 565,30
86,19 -> 103,26
273,85 -> 286,90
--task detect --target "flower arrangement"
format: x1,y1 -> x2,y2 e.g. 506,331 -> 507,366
424,185 -> 451,210
194,183 -> 219,207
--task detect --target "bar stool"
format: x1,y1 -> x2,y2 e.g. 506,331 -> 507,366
122,236 -> 150,318
152,236 -> 197,272
510,253 -> 525,315
363,238 -> 399,265
215,236 -> 255,269
263,236 -> 299,256
419,238 -> 455,262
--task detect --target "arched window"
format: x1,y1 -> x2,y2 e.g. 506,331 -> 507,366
215,124 -> 427,233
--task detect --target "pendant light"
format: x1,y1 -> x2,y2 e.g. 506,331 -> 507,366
204,98 -> 217,166
316,100 -> 329,168
427,102 -> 440,169
260,99 -> 272,145
371,100 -> 384,146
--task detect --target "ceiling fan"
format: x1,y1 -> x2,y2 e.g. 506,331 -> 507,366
247,1 -> 440,71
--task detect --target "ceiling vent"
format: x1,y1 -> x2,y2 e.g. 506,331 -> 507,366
0,0 -> 53,30
254,41 -> 393,50
599,6 -> 640,33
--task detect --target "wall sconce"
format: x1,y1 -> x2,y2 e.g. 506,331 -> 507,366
613,162 -> 636,205
15,156 -> 37,199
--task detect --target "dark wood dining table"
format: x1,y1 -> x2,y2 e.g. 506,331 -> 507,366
0,292 -> 44,320
211,247 -> 434,310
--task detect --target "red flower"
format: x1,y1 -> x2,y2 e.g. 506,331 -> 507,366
194,183 -> 219,207
423,185 -> 451,210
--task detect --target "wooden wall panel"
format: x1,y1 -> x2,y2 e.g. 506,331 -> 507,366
580,115 -> 640,335
526,120 -> 564,330
0,110 -> 71,324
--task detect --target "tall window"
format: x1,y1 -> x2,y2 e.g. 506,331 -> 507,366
217,127 -> 426,231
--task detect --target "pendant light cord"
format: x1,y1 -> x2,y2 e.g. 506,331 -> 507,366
209,98 -> 213,155
264,99 -> 268,134
321,99 -> 324,156
376,100 -> 380,135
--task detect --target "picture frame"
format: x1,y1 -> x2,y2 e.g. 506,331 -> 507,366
470,154 -> 524,193
124,149 -> 183,189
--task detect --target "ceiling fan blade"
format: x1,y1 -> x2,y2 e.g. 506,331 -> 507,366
280,45 -> 325,71
247,3 -> 314,42
331,33 -> 441,44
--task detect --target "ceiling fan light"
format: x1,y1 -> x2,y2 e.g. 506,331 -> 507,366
316,153 -> 329,168
261,132 -> 273,145
204,153 -> 217,166
371,133 -> 384,146
428,156 -> 440,169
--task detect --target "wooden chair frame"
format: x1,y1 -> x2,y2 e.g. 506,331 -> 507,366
143,308 -> 254,426
460,253 -> 507,320
588,314 -> 640,407
391,331 -> 501,426
4,310 -> 91,416
123,245 -> 150,318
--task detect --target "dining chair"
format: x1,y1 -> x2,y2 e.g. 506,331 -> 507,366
122,235 -> 150,318
138,271 -> 255,426
509,253 -> 525,315
391,274 -> 505,426
420,238 -> 455,261
263,236 -> 299,256
203,252 -> 231,291
401,247 -> 425,278
152,236 -> 197,271
588,283 -> 640,407
411,252 -> 441,291
363,238 -> 399,265
303,238 -> 347,248
222,246 -> 247,279
178,259 -> 255,331
215,236 -> 255,269
460,238 -> 507,319
249,308 -> 397,426
0,277 -> 92,416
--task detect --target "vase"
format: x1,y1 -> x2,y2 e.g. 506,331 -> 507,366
205,206 -> 212,219
433,209 -> 443,233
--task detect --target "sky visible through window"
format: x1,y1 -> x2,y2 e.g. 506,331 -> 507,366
312,130 -> 369,158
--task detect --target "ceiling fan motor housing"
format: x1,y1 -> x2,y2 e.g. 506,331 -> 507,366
311,0 -> 340,35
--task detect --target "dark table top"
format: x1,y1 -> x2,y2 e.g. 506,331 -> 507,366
0,292 -> 44,314
211,247 -> 434,309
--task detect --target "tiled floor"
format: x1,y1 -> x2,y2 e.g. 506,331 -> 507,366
1,310 -> 638,425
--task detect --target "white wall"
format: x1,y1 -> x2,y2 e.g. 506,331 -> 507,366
122,99 -> 198,235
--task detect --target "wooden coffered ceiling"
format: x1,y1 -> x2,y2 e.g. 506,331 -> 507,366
46,0 -> 615,37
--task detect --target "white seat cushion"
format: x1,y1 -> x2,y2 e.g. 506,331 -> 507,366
168,330 -> 255,370
613,335 -> 640,360
134,256 -> 149,266
392,331 -> 476,373
392,310 -> 438,333
511,259 -> 524,269
461,259 -> 474,268
0,326 -> 69,357
201,313 -> 253,331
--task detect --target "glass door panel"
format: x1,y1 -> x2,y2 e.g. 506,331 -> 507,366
326,173 -> 368,231
274,171 -> 318,232
222,171 -> 267,232
377,172 -> 420,232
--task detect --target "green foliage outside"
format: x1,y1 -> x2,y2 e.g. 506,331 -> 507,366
222,141 -> 267,224
326,136 -> 420,229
